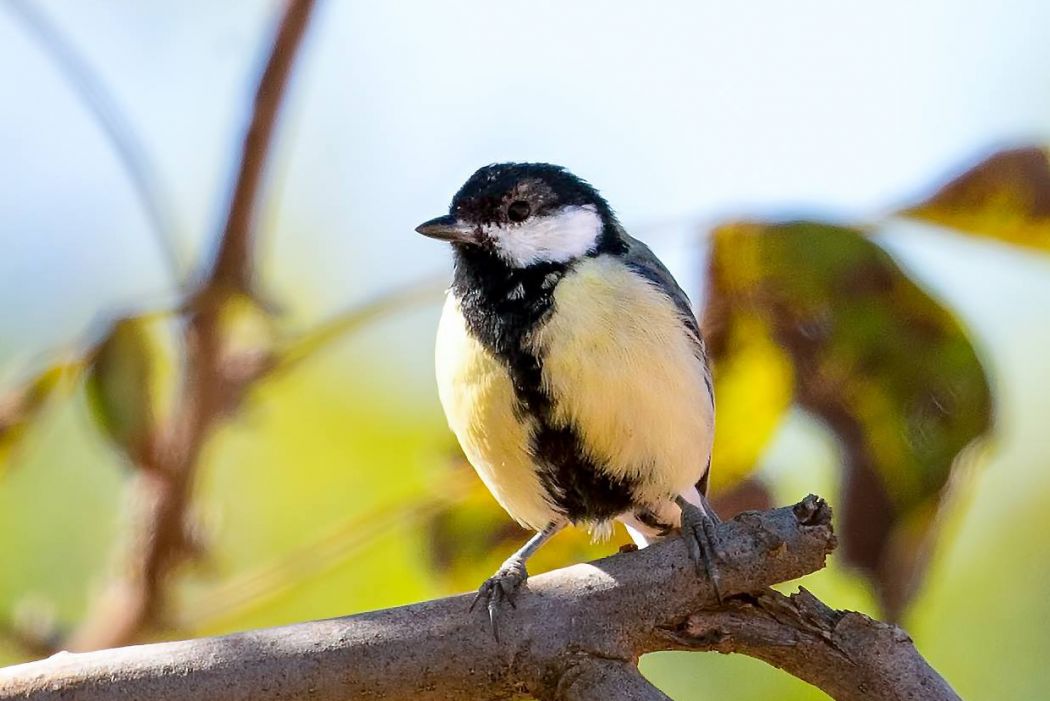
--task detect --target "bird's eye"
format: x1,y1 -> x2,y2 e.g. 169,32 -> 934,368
507,200 -> 531,223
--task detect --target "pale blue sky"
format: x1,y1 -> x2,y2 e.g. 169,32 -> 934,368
1,0 -> 1049,374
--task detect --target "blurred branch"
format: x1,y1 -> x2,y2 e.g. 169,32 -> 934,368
178,469 -> 474,632
3,0 -> 182,282
156,277 -> 446,633
0,497 -> 959,701
0,621 -> 57,663
271,275 -> 446,375
60,0 -> 318,653
0,360 -> 82,472
206,0 -> 316,296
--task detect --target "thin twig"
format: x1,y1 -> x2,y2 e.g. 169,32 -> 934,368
206,0 -> 317,295
272,275 -> 447,375
3,0 -> 183,283
0,620 -> 58,663
176,469 -> 474,632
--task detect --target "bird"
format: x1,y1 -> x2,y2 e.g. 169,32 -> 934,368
417,163 -> 720,638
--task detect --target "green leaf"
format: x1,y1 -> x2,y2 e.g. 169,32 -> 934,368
0,363 -> 80,474
85,317 -> 158,461
902,146 -> 1050,251
704,220 -> 992,618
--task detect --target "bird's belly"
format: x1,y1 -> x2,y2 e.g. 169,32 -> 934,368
434,255 -> 715,533
529,256 -> 715,507
435,295 -> 557,531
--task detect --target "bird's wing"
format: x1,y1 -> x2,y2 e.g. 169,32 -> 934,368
620,232 -> 704,345
620,232 -> 714,497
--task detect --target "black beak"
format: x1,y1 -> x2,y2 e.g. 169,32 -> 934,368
415,215 -> 478,244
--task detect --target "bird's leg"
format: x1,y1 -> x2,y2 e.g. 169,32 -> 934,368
471,520 -> 564,641
676,491 -> 726,603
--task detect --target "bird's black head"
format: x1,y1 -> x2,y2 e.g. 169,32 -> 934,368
449,163 -> 615,228
416,163 -> 623,268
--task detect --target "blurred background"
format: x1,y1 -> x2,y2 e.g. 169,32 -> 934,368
1,1 -> 1049,698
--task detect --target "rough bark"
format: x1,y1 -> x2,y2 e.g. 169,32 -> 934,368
0,496 -> 957,701
664,588 -> 961,701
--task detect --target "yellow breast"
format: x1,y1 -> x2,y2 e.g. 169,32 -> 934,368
435,293 -> 558,531
528,255 -> 714,505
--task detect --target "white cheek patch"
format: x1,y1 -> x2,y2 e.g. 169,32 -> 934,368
486,205 -> 603,267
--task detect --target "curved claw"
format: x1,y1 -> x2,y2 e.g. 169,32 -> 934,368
471,557 -> 528,641
487,586 -> 502,641
679,499 -> 726,604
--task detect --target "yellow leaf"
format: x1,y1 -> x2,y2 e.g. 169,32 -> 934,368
0,362 -> 80,474
902,146 -> 1050,251
706,312 -> 794,489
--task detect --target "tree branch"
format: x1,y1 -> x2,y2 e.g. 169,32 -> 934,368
663,588 -> 960,701
0,497 -> 954,701
558,659 -> 672,701
207,0 -> 316,295
60,0 -> 318,652
271,275 -> 447,376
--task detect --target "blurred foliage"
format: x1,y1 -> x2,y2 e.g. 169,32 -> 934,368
423,457 -> 627,595
0,362 -> 80,474
217,293 -> 279,364
701,311 -> 794,488
703,221 -> 992,619
3,141 -> 1050,700
85,317 -> 161,464
904,146 -> 1050,251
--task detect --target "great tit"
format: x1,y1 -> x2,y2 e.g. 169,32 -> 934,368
417,163 -> 719,637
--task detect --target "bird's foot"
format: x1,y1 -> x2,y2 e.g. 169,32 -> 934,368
679,498 -> 727,603
470,556 -> 528,641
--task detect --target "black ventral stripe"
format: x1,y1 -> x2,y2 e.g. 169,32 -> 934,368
451,246 -> 641,523
532,423 -> 636,523
452,246 -> 565,419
